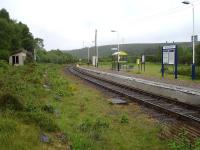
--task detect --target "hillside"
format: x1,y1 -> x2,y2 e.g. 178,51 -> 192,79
64,42 -> 194,59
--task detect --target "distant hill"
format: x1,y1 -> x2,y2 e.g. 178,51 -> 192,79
63,42 -> 195,59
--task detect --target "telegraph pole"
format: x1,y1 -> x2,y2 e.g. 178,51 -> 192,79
95,29 -> 98,67
87,46 -> 90,64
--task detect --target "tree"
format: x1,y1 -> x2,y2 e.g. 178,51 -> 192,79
0,18 -> 13,50
0,8 -> 10,21
155,45 -> 162,63
196,44 -> 200,66
0,8 -> 36,60
35,38 -> 44,49
18,22 -> 35,52
21,36 -> 35,52
36,49 -> 77,64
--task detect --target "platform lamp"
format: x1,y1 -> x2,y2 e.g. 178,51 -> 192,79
111,30 -> 120,71
182,1 -> 196,80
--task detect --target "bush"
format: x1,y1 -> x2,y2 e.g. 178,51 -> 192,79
178,67 -> 191,76
94,118 -> 109,129
42,104 -> 55,114
0,60 -> 9,69
25,102 -> 38,112
168,130 -> 191,150
80,118 -> 109,132
194,139 -> 200,150
0,49 -> 10,61
17,112 -> 59,132
0,94 -> 24,111
121,115 -> 129,124
79,118 -> 109,141
79,119 -> 92,132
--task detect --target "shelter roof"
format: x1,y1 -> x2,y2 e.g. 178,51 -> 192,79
112,51 -> 128,56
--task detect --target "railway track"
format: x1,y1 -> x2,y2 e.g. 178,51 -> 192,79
68,66 -> 200,139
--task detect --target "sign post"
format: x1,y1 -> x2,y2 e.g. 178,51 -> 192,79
162,45 -> 178,79
141,54 -> 145,72
136,58 -> 140,71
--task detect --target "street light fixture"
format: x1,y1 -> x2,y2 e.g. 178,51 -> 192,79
111,30 -> 120,71
182,1 -> 190,4
182,0 -> 196,80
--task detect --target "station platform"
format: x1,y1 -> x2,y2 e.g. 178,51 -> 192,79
79,66 -> 200,106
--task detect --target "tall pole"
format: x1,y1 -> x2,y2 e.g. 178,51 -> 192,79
34,49 -> 36,61
87,46 -> 90,64
95,29 -> 98,67
192,5 -> 195,80
117,32 -> 120,71
182,1 -> 195,80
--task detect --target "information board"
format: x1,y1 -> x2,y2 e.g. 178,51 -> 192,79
162,45 -> 176,65
162,45 -> 178,79
168,49 -> 174,64
163,50 -> 168,64
141,55 -> 145,63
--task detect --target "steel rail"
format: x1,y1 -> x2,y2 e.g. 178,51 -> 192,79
69,66 -> 200,126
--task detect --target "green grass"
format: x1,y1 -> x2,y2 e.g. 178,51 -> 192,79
0,117 -> 43,150
96,61 -> 200,82
2,61 -> 197,149
0,62 -> 69,149
51,68 -> 169,150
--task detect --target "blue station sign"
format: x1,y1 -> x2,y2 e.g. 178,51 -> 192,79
162,44 -> 178,79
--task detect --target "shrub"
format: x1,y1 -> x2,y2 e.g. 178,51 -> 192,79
17,112 -> 59,132
121,115 -> 129,124
0,94 -> 24,111
25,102 -> 38,112
56,89 -> 65,97
178,67 -> 191,76
80,118 -> 109,132
169,133 -> 200,150
79,119 -> 92,132
194,139 -> 200,150
94,118 -> 109,129
79,118 -> 109,141
0,60 -> 9,69
168,130 -> 191,150
42,104 -> 55,114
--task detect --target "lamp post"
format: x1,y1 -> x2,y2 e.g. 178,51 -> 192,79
111,30 -> 120,71
87,46 -> 90,64
182,1 -> 196,80
95,29 -> 98,67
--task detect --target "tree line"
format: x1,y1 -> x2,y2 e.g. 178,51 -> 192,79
0,8 -> 35,60
144,44 -> 200,66
0,8 -> 76,64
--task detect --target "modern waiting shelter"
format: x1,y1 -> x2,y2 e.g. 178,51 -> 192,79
112,51 -> 128,70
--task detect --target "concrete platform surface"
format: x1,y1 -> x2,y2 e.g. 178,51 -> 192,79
79,67 -> 200,106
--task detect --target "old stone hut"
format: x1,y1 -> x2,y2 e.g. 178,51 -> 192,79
9,50 -> 27,66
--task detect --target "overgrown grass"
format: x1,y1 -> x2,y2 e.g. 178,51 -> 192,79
0,61 -> 73,149
168,130 -> 200,150
51,69 -> 170,150
0,117 -> 43,150
2,60 -> 197,149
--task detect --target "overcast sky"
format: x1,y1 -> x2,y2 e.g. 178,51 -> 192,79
1,0 -> 200,50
